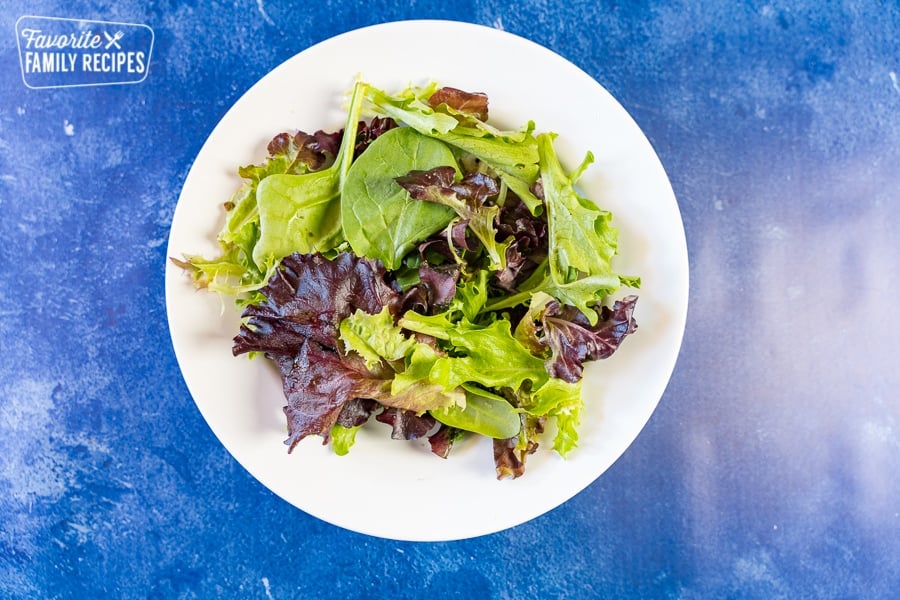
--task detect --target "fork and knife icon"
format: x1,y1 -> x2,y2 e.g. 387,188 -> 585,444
103,30 -> 124,49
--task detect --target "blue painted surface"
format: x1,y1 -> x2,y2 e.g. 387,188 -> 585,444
2,1 -> 899,597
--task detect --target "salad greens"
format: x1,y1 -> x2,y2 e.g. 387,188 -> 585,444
174,79 -> 640,478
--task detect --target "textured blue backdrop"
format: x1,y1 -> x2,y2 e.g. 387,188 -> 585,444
2,1 -> 899,598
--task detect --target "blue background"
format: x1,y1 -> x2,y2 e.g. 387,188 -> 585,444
2,1 -> 899,598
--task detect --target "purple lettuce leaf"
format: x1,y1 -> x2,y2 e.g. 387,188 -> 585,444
493,415 -> 545,479
399,263 -> 460,316
396,166 -> 508,271
275,335 -> 461,451
375,408 -> 437,441
426,425 -> 462,459
522,295 -> 639,383
396,166 -> 500,206
253,116 -> 396,180
253,129 -> 336,177
232,251 -> 467,452
427,86 -> 490,122
273,339 -> 395,451
375,409 -> 463,459
336,398 -> 379,428
232,252 -> 400,356
354,116 -> 397,156
275,335 -> 456,451
493,192 -> 548,293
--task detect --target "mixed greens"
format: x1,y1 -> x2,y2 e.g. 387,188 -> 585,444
173,80 -> 640,478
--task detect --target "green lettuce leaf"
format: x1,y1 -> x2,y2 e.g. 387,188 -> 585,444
329,423 -> 362,456
339,306 -> 417,371
520,374 -> 584,457
398,311 -> 548,393
485,134 -> 638,324
521,375 -> 583,418
337,305 -> 465,413
550,392 -> 582,457
538,132 -> 624,323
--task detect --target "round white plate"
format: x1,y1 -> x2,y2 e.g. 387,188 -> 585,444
165,19 -> 688,541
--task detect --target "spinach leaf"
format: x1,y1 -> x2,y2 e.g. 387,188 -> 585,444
252,168 -> 345,267
251,84 -> 367,271
341,127 -> 459,270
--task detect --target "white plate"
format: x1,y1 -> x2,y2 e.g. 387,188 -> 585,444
165,20 -> 688,541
